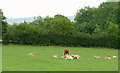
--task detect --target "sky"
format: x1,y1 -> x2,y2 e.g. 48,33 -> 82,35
0,0 -> 107,18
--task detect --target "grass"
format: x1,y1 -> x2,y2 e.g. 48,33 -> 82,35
2,45 -> 118,71
0,44 -> 1,73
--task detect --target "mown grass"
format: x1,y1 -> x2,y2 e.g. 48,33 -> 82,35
0,44 -> 2,72
2,45 -> 118,71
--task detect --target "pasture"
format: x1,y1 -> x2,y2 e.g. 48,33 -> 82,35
2,45 -> 118,71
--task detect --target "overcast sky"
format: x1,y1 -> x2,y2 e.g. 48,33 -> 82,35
0,0 -> 107,18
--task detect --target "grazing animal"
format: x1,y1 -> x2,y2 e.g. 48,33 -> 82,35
94,56 -> 101,59
75,55 -> 80,59
72,55 -> 80,59
64,49 -> 69,55
66,55 -> 73,60
105,57 -> 111,59
61,55 -> 67,59
28,52 -> 36,56
107,54 -> 111,57
113,56 -> 117,59
61,54 -> 80,60
71,54 -> 80,59
53,55 -> 58,58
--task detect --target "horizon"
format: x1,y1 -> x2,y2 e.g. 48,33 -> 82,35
6,16 -> 75,24
6,15 -> 74,19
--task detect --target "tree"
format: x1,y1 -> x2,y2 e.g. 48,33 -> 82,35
50,14 -> 75,36
74,2 -> 118,34
0,9 -> 8,37
30,16 -> 44,26
74,6 -> 97,34
106,22 -> 119,48
74,6 -> 96,24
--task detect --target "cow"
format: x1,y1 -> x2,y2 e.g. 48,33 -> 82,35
64,49 -> 69,55
28,52 -> 36,56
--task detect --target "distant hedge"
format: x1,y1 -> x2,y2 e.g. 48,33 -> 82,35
3,30 -> 120,49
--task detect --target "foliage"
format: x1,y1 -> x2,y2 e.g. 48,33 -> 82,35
2,2 -> 120,49
0,9 -> 8,38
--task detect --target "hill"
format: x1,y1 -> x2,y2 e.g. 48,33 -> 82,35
6,16 -> 75,24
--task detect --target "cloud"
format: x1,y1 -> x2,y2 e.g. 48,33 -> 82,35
0,0 -> 107,18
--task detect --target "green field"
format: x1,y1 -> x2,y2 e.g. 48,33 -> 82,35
0,44 -> 2,73
2,45 -> 118,71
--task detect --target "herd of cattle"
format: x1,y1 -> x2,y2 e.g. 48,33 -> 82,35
53,49 -> 117,60
28,49 -> 117,60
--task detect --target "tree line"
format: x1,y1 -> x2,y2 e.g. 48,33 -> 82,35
1,2 -> 120,49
